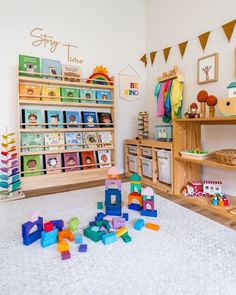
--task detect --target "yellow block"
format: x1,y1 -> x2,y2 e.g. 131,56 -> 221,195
116,226 -> 128,237
57,241 -> 69,253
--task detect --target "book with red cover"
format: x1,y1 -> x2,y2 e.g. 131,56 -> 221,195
80,151 -> 97,170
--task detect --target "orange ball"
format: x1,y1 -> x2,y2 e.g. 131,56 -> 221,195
207,95 -> 218,106
197,90 -> 208,102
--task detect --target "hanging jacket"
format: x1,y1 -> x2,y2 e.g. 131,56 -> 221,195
170,79 -> 183,120
155,82 -> 166,117
163,80 -> 172,123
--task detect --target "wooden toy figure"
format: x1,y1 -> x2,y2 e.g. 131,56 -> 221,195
184,103 -> 201,119
206,95 -> 218,118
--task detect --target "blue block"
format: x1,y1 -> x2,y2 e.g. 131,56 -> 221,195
102,232 -> 117,245
79,244 -> 87,252
95,212 -> 106,222
22,217 -> 43,238
140,210 -> 158,217
41,236 -> 58,248
50,219 -> 64,231
134,219 -> 145,231
105,189 -> 122,209
74,233 -> 83,244
23,230 -> 42,246
128,203 -> 142,211
41,228 -> 58,240
89,221 -> 96,226
122,213 -> 129,221
105,208 -> 122,216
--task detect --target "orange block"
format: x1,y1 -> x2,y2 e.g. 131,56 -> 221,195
57,241 -> 69,253
128,193 -> 143,206
145,223 -> 160,231
58,230 -> 74,242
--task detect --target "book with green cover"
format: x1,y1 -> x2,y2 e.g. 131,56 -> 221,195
19,55 -> 40,77
60,87 -> 79,103
21,133 -> 44,152
23,155 -> 42,177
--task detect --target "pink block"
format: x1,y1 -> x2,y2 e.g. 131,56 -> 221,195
113,218 -> 126,229
105,179 -> 122,191
103,216 -> 113,222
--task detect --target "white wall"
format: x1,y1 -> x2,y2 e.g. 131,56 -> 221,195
145,0 -> 236,195
0,0 -> 146,172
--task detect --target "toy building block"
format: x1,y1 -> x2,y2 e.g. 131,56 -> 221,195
41,228 -> 58,248
22,216 -> 43,246
140,209 -> 157,217
116,226 -> 128,238
105,188 -> 122,216
134,219 -> 145,231
91,226 -> 100,232
95,220 -> 110,231
107,167 -> 120,179
145,223 -> 160,231
121,232 -> 132,243
223,197 -> 229,206
95,212 -> 106,222
61,250 -> 71,260
79,244 -> 88,252
122,213 -> 129,221
84,226 -> 106,242
44,221 -> 54,232
218,198 -> 224,207
105,178 -> 122,191
97,202 -> 103,209
89,221 -> 96,226
30,211 -> 38,222
50,219 -> 64,231
69,217 -> 79,232
130,173 -> 142,194
58,229 -> 74,243
128,192 -> 143,211
57,241 -> 69,253
211,197 -> 218,206
74,233 -> 83,244
103,216 -> 113,222
113,217 -> 126,229
102,232 -> 117,245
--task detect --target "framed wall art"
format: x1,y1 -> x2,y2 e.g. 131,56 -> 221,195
197,53 -> 218,84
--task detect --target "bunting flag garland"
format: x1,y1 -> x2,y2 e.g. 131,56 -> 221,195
198,31 -> 211,51
150,51 -> 157,65
178,41 -> 188,58
140,54 -> 147,67
222,19 -> 236,42
163,47 -> 171,63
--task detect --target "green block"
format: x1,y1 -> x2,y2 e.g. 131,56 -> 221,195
84,226 -> 106,242
95,220 -> 110,231
121,232 -> 132,243
97,202 -> 103,209
69,217 -> 79,232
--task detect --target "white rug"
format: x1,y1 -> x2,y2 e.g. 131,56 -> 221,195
0,182 -> 236,295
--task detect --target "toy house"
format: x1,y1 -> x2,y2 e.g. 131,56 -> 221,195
227,82 -> 236,98
140,187 -> 157,217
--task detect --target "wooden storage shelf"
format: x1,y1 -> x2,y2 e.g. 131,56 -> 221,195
173,117 -> 236,220
17,70 -> 116,195
124,139 -> 173,194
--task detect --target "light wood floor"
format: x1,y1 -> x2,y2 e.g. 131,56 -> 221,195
25,177 -> 236,231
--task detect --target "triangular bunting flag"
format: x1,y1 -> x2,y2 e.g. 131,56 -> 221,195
150,51 -> 157,66
198,32 -> 211,51
222,19 -> 236,42
178,41 -> 188,58
163,47 -> 171,63
140,54 -> 147,67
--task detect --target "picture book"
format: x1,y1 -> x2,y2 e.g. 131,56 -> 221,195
45,153 -> 62,174
21,133 -> 44,152
19,55 -> 40,77
80,151 -> 97,170
45,133 -> 64,150
83,132 -> 99,148
60,87 -> 79,103
80,89 -> 96,103
81,111 -> 97,128
96,90 -> 112,104
22,109 -> 43,129
41,86 -> 60,102
41,58 -> 62,80
97,112 -> 113,128
64,111 -> 81,128
63,152 -> 79,172
97,150 -> 112,168
45,110 -> 64,128
97,131 -> 113,147
65,132 -> 83,150
62,64 -> 81,82
23,155 -> 42,177
19,83 -> 41,101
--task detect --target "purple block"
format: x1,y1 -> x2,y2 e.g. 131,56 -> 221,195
113,217 -> 126,229
22,217 -> 43,246
50,219 -> 64,231
61,250 -> 71,260
105,179 -> 122,191
79,244 -> 87,252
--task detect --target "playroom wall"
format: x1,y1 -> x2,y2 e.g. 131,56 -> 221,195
0,0 -> 146,173
145,0 -> 236,195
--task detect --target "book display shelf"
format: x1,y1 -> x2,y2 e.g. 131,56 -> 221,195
17,67 -> 116,195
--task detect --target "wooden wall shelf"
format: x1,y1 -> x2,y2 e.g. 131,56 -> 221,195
19,100 -> 114,108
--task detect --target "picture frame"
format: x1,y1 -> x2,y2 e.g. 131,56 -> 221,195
235,48 -> 236,78
197,53 -> 218,84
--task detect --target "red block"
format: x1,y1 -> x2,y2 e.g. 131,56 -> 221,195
44,221 -> 54,232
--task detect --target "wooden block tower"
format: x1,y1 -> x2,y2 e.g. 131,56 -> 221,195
140,187 -> 157,217
128,173 -> 143,211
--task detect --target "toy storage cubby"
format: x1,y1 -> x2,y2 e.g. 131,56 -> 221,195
125,139 -> 173,194
17,70 -> 116,196
173,117 -> 236,219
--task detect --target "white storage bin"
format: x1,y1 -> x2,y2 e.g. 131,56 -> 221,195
127,145 -> 137,155
128,155 -> 138,173
156,149 -> 172,184
141,147 -> 152,158
141,157 -> 152,178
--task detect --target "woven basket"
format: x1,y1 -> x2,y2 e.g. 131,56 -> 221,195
215,149 -> 236,166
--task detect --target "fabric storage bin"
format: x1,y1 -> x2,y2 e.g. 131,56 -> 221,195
141,157 -> 152,178
128,155 -> 138,173
141,147 -> 152,158
156,149 -> 171,184
127,145 -> 137,155
155,125 -> 173,141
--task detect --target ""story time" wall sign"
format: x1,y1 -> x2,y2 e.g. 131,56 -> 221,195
29,27 -> 84,64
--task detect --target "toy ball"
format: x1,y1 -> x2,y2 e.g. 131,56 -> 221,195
197,90 -> 208,102
207,95 -> 218,106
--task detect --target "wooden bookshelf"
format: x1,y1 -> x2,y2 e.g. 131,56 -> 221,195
17,71 -> 116,195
